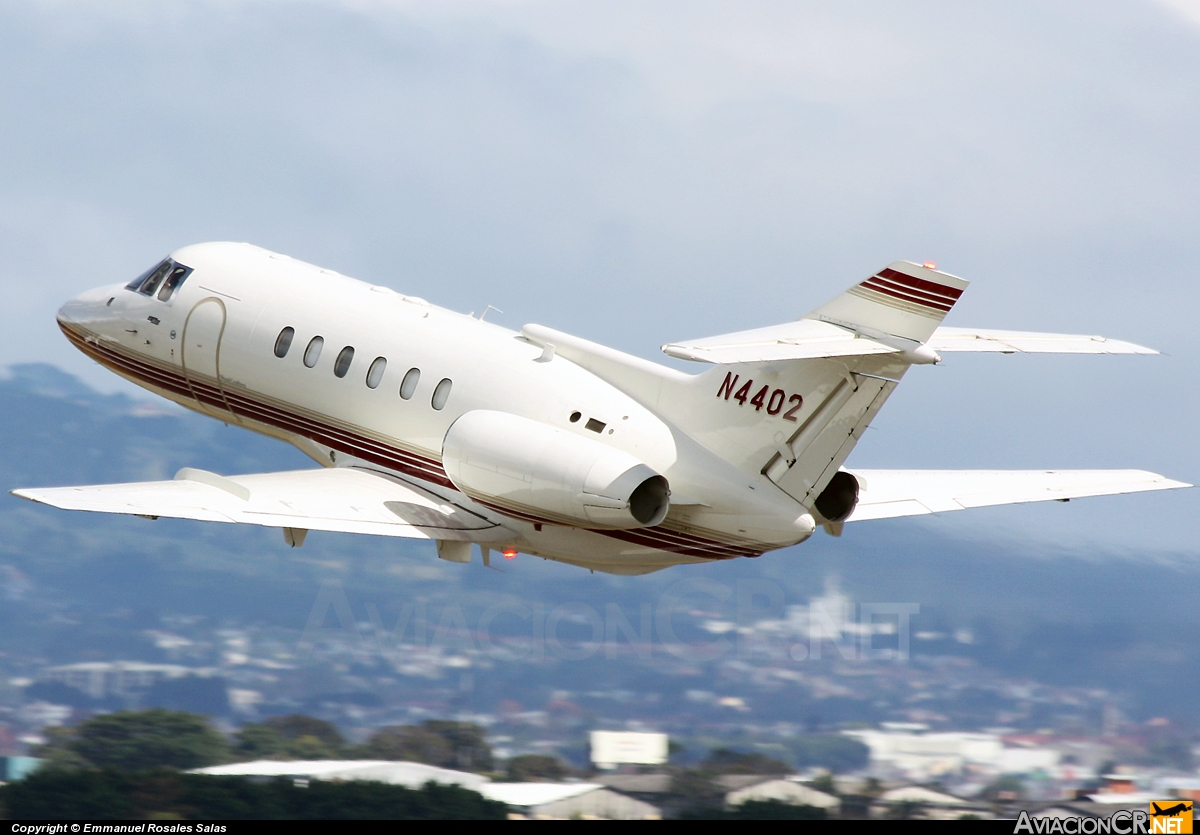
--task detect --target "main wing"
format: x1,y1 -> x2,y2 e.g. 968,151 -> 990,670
846,469 -> 1190,522
12,466 -> 514,542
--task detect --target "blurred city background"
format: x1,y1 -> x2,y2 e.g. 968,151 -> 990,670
0,364 -> 1195,818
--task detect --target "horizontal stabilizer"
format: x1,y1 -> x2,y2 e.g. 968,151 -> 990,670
929,327 -> 1158,355
12,466 -> 515,542
662,323 -> 1158,366
664,261 -> 966,364
846,469 -> 1189,522
662,319 -> 897,364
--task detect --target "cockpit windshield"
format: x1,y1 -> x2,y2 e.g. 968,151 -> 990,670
157,265 -> 190,300
126,258 -> 192,302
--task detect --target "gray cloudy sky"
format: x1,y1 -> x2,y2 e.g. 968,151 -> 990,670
1,0 -> 1197,552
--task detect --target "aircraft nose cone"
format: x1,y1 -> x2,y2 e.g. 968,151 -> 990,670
57,285 -> 124,328
56,298 -> 80,326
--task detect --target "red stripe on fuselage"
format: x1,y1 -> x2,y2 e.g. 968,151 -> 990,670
61,323 -> 455,488
60,323 -> 759,560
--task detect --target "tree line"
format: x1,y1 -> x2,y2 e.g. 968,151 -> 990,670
0,770 -> 508,820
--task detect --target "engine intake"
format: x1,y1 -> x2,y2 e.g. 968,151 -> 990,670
813,470 -> 859,523
442,410 -> 670,529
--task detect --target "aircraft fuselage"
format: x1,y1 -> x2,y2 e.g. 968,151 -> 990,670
56,242 -> 816,573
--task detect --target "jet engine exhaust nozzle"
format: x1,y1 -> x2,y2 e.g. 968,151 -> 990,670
813,470 -> 860,524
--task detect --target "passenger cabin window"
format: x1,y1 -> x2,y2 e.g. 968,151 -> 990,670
334,346 -> 355,378
303,336 -> 324,368
431,378 -> 452,410
366,357 -> 386,389
399,368 -> 420,400
274,327 -> 295,358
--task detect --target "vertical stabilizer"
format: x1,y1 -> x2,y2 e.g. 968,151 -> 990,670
527,263 -> 970,512
806,261 -> 968,344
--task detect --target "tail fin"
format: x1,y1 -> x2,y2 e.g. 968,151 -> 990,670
525,263 -> 968,512
657,262 -> 969,507
810,261 -> 968,344
662,262 -> 969,364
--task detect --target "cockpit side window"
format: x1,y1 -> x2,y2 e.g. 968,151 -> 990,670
157,265 -> 192,301
138,261 -> 174,297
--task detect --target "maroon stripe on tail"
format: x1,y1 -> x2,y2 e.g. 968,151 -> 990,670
859,280 -> 952,312
877,267 -> 963,300
865,275 -> 959,309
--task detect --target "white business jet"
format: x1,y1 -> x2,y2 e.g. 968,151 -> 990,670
13,244 -> 1189,574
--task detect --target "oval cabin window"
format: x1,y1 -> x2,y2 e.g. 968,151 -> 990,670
334,346 -> 355,378
431,378 -> 452,410
366,356 -> 386,389
303,336 -> 324,368
274,327 -> 295,358
399,368 -> 420,400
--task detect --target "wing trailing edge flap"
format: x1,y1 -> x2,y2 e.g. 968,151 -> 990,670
11,466 -> 515,542
845,469 -> 1190,522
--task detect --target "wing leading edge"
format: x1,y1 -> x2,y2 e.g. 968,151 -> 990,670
845,469 -> 1190,522
11,466 -> 515,542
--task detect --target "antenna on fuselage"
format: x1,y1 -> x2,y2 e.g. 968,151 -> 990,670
478,305 -> 503,321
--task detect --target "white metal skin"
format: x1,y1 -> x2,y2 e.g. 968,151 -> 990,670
18,242 -> 1189,576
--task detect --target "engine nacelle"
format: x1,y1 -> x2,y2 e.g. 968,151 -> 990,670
813,470 -> 860,524
442,410 -> 670,530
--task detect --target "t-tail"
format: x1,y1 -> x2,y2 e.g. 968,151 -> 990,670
523,262 -> 968,526
659,261 -> 969,523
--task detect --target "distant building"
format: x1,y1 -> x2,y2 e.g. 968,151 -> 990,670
1082,772 -> 1158,804
41,662 -> 216,699
1031,801 -> 1151,819
191,760 -> 487,791
595,773 -> 672,802
0,757 -> 42,782
480,783 -> 660,820
597,772 -> 840,815
589,731 -> 668,770
1160,777 -> 1200,803
844,727 -> 1060,780
872,786 -> 990,820
192,761 -> 657,819
718,775 -> 840,811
